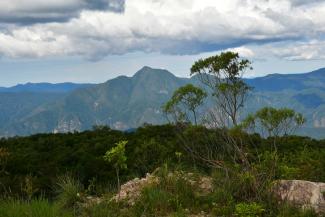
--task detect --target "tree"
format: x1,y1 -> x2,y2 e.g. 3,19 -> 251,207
163,84 -> 207,125
241,107 -> 306,138
103,140 -> 128,198
241,107 -> 306,179
190,52 -> 252,127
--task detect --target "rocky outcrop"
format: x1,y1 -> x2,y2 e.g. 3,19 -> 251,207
112,173 -> 159,205
273,180 -> 325,214
112,171 -> 213,206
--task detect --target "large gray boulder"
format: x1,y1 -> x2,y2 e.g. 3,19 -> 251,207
273,180 -> 325,213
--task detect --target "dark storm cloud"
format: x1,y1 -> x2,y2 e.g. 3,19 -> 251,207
85,0 -> 125,12
0,0 -> 125,25
291,0 -> 325,6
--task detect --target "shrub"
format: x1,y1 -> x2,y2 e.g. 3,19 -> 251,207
56,175 -> 84,209
235,202 -> 264,217
135,187 -> 172,215
81,201 -> 124,217
131,168 -> 207,216
275,204 -> 318,217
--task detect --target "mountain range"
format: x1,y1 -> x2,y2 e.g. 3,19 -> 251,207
1,66 -> 325,138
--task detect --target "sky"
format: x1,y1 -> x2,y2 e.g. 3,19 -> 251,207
0,0 -> 325,86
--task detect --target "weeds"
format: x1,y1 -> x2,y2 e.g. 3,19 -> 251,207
0,198 -> 72,217
55,174 -> 83,210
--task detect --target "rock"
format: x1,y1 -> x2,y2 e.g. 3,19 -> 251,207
273,180 -> 325,213
171,171 -> 213,194
112,171 -> 213,206
112,173 -> 159,205
198,177 -> 213,194
76,195 -> 103,209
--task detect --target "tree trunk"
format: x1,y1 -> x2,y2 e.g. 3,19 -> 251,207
193,110 -> 197,125
232,114 -> 237,126
116,168 -> 120,200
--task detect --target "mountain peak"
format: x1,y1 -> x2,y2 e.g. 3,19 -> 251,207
140,66 -> 153,71
133,66 -> 176,79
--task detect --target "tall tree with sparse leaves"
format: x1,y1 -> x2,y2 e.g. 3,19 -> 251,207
191,51 -> 252,127
241,107 -> 306,138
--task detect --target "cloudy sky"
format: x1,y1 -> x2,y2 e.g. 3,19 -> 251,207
0,0 -> 325,86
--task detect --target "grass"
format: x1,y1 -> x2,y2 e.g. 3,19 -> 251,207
55,175 -> 84,210
0,198 -> 73,217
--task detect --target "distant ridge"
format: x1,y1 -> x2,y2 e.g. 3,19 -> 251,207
245,67 -> 325,92
0,82 -> 93,93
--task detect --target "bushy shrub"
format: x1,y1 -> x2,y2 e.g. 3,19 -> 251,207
235,202 -> 264,217
81,201 -> 123,217
56,175 -> 84,209
275,204 -> 319,217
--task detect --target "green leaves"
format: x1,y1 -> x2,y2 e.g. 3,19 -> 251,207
235,202 -> 264,217
163,84 -> 207,125
103,140 -> 128,170
190,52 -> 252,78
190,51 -> 252,126
241,107 -> 306,137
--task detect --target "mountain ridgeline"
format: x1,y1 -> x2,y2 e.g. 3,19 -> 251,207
1,66 -> 325,138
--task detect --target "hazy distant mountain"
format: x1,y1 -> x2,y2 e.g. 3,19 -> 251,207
0,83 -> 92,137
0,82 -> 93,93
0,92 -> 64,130
245,68 -> 325,92
1,66 -> 325,138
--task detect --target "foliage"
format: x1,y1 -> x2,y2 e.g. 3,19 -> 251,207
0,199 -> 73,217
81,201 -> 121,217
0,125 -> 185,197
0,147 -> 10,174
131,169 -> 208,217
191,51 -> 253,126
56,175 -> 84,209
103,140 -> 128,196
103,140 -> 128,171
275,204 -> 319,217
235,202 -> 265,217
163,84 -> 207,125
241,107 -> 306,138
22,174 -> 39,201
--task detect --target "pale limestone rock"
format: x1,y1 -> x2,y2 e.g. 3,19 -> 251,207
273,180 -> 325,213
112,173 -> 159,205
112,171 -> 213,206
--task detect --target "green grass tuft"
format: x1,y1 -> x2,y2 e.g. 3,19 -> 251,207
0,199 -> 72,217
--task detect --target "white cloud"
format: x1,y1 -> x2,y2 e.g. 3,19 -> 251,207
267,40 -> 325,60
0,0 -> 324,59
227,47 -> 255,58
